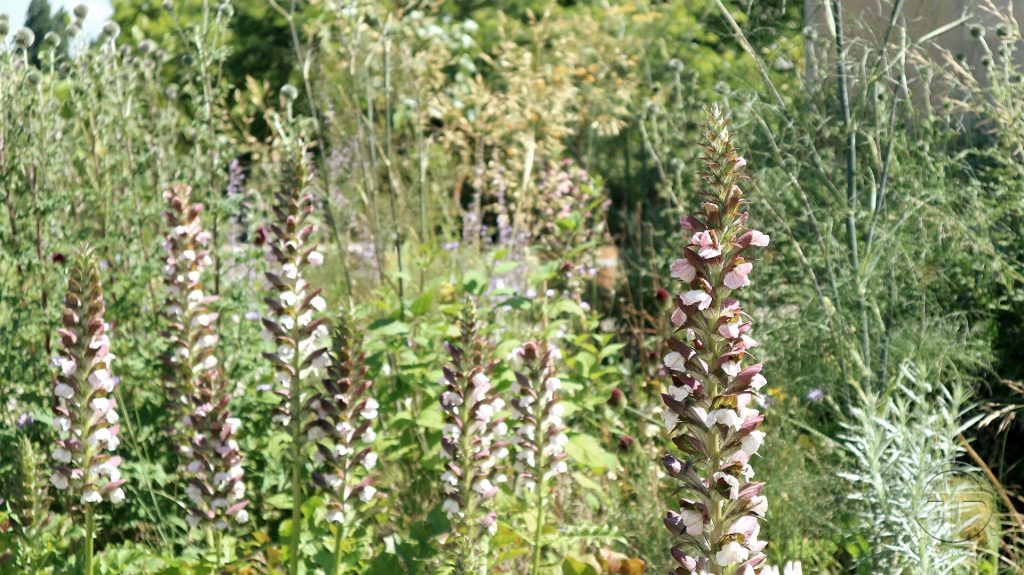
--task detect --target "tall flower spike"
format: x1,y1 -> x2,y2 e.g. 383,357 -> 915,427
161,184 -> 249,530
261,141 -> 330,574
439,301 -> 509,575
661,105 -> 770,575
309,305 -> 377,572
50,247 -> 126,506
510,340 -> 569,575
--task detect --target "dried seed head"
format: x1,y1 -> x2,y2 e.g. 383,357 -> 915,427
281,84 -> 299,101
0,16 -> 9,37
138,39 -> 155,54
66,23 -> 81,37
102,20 -> 120,40
13,27 -> 35,49
73,3 -> 88,19
43,31 -> 61,47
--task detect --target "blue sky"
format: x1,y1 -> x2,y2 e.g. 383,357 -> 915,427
1,0 -> 113,38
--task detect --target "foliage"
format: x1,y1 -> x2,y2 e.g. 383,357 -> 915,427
0,0 -> 1022,574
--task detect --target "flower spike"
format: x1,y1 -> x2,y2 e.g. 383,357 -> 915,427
662,105 -> 770,575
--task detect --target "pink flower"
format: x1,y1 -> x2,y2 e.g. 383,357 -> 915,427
671,308 -> 687,327
724,262 -> 753,289
735,156 -> 747,169
670,258 -> 697,282
681,290 -> 712,310
690,231 -> 721,259
748,230 -> 770,247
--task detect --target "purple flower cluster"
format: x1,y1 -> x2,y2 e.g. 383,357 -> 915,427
161,184 -> 249,529
509,342 -> 568,495
661,106 -> 770,575
49,248 -> 126,506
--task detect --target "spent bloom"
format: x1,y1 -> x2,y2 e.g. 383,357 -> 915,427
49,247 -> 126,506
439,301 -> 508,573
161,184 -> 248,529
309,306 -> 378,524
661,105 -> 770,575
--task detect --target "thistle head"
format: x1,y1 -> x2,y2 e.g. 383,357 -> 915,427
13,27 -> 35,49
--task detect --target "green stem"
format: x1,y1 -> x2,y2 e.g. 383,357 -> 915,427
215,527 -> 224,569
83,507 -> 95,575
530,490 -> 545,575
330,522 -> 347,575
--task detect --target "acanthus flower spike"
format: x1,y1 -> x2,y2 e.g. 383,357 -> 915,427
309,304 -> 378,573
439,300 -> 508,575
661,105 -> 770,575
510,340 -> 569,575
160,184 -> 248,531
261,140 -> 331,575
50,246 -> 125,505
50,246 -> 125,575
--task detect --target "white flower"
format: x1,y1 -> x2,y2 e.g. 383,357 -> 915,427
750,495 -> 769,515
310,295 -> 327,312
681,289 -> 712,310
54,383 -> 74,399
51,447 -> 72,463
668,384 -> 690,402
441,391 -> 463,408
472,478 -> 494,495
326,509 -> 343,523
186,514 -> 202,529
670,258 -> 697,282
307,251 -> 324,266
663,351 -> 687,372
362,452 -> 378,470
81,490 -> 102,504
750,374 -> 767,391
235,509 -> 250,523
714,471 -> 741,500
748,230 -> 770,247
708,409 -> 743,431
55,356 -> 77,375
442,497 -> 461,517
715,540 -> 749,566
90,397 -> 110,412
661,408 -> 679,430
722,361 -> 741,377
50,473 -> 69,490
681,509 -> 704,536
53,416 -> 71,432
87,428 -> 112,447
741,430 -> 766,456
360,398 -> 379,419
109,488 -> 126,504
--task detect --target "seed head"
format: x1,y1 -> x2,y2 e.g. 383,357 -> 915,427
43,31 -> 61,47
73,3 -> 88,19
13,27 -> 35,49
102,20 -> 120,40
281,84 -> 299,101
0,16 -> 9,37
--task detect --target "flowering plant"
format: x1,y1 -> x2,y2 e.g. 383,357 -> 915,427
438,301 -> 508,574
160,184 -> 249,540
49,247 -> 126,575
309,305 -> 379,575
260,141 -> 330,572
660,106 -> 770,575
509,340 -> 569,575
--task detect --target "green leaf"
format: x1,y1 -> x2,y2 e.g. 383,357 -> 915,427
565,433 -> 618,472
561,556 -> 600,575
265,493 -> 293,510
410,292 -> 434,316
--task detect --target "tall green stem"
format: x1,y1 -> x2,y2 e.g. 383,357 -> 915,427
83,507 -> 95,575
330,523 -> 347,575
